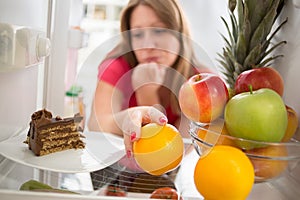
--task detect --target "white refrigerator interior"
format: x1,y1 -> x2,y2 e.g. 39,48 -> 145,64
0,0 -> 72,192
0,0 -> 300,200
0,0 -> 49,190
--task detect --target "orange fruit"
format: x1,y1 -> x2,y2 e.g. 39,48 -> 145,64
194,145 -> 254,200
281,105 -> 299,142
197,118 -> 237,147
245,145 -> 288,181
133,123 -> 184,176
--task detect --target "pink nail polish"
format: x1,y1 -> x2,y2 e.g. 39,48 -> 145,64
159,116 -> 167,124
126,150 -> 132,158
130,132 -> 136,141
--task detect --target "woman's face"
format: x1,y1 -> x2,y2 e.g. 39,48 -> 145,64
129,5 -> 180,67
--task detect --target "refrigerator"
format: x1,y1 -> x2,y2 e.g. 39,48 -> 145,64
0,0 -> 300,199
0,0 -> 87,194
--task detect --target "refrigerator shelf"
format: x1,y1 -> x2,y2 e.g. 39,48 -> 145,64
0,130 -> 125,174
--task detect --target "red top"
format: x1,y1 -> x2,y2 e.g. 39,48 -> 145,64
97,57 -> 179,125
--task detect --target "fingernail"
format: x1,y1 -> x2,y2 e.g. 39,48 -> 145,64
126,150 -> 132,158
159,116 -> 167,124
130,132 -> 136,141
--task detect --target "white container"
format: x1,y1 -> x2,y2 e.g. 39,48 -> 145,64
0,23 -> 50,70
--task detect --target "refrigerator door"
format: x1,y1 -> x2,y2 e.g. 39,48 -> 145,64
0,1 -> 50,191
0,0 -> 50,140
0,22 -> 51,141
0,0 -> 70,191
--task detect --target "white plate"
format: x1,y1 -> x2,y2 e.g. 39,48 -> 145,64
0,130 -> 125,173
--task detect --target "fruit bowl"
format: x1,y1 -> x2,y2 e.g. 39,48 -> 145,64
189,120 -> 300,183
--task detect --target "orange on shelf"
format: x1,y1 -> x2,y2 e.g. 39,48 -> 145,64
194,145 -> 254,200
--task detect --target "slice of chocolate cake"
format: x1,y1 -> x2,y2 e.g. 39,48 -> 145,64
25,109 -> 85,156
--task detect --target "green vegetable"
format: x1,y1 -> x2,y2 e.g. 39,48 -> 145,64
20,180 -> 53,191
20,180 -> 79,195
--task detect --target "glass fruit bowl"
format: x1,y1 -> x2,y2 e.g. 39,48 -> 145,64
189,119 -> 300,183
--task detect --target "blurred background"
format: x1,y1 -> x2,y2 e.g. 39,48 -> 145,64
0,0 -> 300,199
1,0 -> 298,120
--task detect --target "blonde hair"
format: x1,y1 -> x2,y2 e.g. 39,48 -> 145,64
107,0 -> 199,114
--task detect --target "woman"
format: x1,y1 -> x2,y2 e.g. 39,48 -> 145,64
88,0 -> 201,158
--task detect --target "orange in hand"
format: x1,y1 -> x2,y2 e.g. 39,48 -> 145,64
194,145 -> 254,200
133,123 -> 184,176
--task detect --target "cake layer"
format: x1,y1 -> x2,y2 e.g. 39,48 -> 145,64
34,132 -> 83,147
41,137 -> 83,149
26,109 -> 85,156
39,132 -> 82,141
38,142 -> 85,156
30,135 -> 85,156
37,117 -> 77,130
38,124 -> 77,135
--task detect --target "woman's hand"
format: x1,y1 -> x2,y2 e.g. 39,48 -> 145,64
132,62 -> 167,107
131,62 -> 167,91
120,106 -> 168,158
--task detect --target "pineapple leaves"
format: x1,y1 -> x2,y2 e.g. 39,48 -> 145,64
220,33 -> 232,50
228,0 -> 237,12
260,40 -> 286,67
237,0 -> 244,31
236,33 -> 247,64
218,0 -> 286,90
230,13 -> 238,42
243,44 -> 263,68
249,0 -> 280,51
257,54 -> 284,68
221,17 -> 235,47
245,0 -> 274,36
262,17 -> 288,52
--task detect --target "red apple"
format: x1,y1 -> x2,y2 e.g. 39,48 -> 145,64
178,73 -> 229,123
150,187 -> 182,199
235,67 -> 284,96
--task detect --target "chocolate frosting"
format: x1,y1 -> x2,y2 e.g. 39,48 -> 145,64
31,109 -> 53,127
30,109 -> 83,129
26,108 -> 85,156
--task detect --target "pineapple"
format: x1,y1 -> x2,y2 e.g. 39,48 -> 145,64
218,0 -> 287,92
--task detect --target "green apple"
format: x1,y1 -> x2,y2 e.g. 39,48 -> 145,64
224,88 -> 288,143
